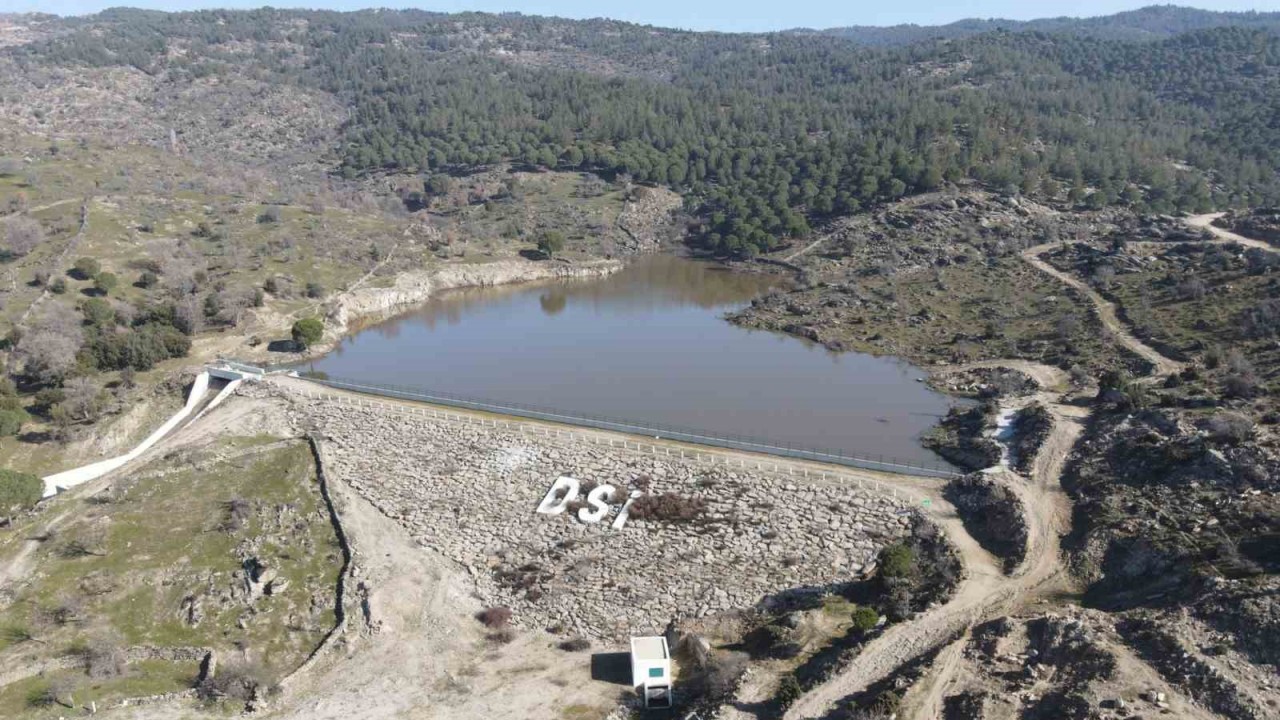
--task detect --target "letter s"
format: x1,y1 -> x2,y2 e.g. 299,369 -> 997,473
577,484 -> 617,524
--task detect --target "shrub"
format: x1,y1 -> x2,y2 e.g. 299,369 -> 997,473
0,468 -> 42,513
0,408 -> 28,437
745,622 -> 801,659
1,215 -> 43,258
627,493 -> 707,524
558,636 -> 591,652
137,271 -> 159,288
81,298 -> 115,327
537,230 -> 565,258
871,690 -> 902,715
1222,373 -> 1258,399
27,676 -> 76,708
1175,277 -> 1208,301
775,673 -> 804,709
59,524 -> 108,558
257,206 -> 282,224
81,631 -> 126,679
48,594 -> 84,626
851,606 -> 880,633
476,606 -> 512,629
694,649 -> 749,702
291,318 -> 324,349
1207,412 -> 1254,444
93,272 -> 118,295
71,257 -> 100,280
1242,299 -> 1280,339
221,496 -> 252,533
196,660 -> 269,702
879,543 -> 916,579
304,281 -> 325,299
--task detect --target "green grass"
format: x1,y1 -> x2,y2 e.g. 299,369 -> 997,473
0,438 -> 342,714
0,660 -> 197,719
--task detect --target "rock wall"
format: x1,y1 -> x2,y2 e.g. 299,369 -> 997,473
273,383 -> 915,640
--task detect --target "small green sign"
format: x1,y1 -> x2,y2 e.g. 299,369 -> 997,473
648,667 -> 663,678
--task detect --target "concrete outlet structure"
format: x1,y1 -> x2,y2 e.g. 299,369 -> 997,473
630,636 -> 672,709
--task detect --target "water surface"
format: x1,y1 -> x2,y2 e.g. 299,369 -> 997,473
300,256 -> 958,469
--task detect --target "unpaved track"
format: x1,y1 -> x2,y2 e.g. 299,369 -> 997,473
1021,242 -> 1184,377
1186,212 -> 1277,252
790,225 -> 1213,719
785,373 -> 1083,719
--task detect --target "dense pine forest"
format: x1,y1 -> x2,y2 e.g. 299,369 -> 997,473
9,7 -> 1280,255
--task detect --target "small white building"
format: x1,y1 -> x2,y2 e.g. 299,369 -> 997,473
630,636 -> 673,709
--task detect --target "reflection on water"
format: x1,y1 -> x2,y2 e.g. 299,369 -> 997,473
302,256 -> 958,468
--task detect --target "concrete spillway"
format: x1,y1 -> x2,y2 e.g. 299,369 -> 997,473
40,365 -> 254,497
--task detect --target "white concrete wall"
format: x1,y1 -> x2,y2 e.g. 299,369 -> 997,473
41,372 -> 212,497
192,378 -> 241,423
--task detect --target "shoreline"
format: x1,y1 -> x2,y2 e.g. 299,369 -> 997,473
223,255 -> 627,367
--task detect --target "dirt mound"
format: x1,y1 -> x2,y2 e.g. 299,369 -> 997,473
943,474 -> 1028,573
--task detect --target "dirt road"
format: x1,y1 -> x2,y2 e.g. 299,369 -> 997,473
1021,242 -> 1184,377
788,224 -> 1220,719
1186,212 -> 1276,252
784,368 -> 1084,719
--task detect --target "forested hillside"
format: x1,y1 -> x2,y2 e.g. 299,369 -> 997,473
804,4 -> 1280,45
7,7 -> 1280,258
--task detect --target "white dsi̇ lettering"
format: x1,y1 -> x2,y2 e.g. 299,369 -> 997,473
535,476 -> 580,515
611,489 -> 643,530
577,484 -> 617,523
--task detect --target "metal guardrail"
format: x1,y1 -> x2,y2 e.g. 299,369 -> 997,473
295,374 -> 962,480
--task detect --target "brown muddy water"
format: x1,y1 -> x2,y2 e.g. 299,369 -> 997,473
298,255 -> 961,469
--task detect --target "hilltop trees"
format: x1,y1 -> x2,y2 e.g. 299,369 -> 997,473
15,12 -> 1280,256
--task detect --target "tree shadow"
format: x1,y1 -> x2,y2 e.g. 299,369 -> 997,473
267,339 -> 301,353
17,430 -> 54,444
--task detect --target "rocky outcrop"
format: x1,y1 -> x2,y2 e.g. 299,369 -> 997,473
1063,409 -> 1280,607
615,186 -> 683,254
923,404 -> 1002,472
1118,615 -> 1268,720
929,366 -> 1038,400
324,257 -> 623,338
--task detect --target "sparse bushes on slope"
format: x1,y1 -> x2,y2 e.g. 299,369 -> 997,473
1,215 -> 44,258
627,493 -> 707,524
0,468 -> 43,514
